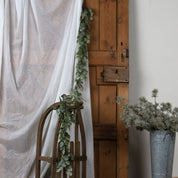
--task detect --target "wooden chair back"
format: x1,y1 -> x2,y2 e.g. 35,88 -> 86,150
35,102 -> 87,178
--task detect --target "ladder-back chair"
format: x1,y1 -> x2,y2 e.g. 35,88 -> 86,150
36,102 -> 87,178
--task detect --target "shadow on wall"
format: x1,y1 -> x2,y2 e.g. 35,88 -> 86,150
129,0 -> 151,178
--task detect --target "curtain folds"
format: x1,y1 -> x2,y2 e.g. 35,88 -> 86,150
0,0 -> 94,177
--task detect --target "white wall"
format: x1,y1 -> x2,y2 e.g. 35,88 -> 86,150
129,0 -> 178,177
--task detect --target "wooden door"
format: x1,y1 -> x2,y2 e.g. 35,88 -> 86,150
86,0 -> 129,178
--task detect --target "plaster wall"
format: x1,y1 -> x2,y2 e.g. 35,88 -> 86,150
129,0 -> 178,177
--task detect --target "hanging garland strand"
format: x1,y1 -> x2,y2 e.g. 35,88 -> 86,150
56,5 -> 93,176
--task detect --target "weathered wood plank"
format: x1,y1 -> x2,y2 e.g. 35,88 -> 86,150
117,0 -> 129,66
88,0 -> 129,177
99,85 -> 117,124
117,83 -> 129,178
99,141 -> 117,178
86,0 -> 100,50
96,66 -> 104,85
100,0 -> 117,50
103,66 -> 129,83
93,124 -> 117,140
89,67 -> 99,123
89,51 -> 117,66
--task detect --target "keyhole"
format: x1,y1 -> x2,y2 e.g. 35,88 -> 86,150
115,69 -> 118,74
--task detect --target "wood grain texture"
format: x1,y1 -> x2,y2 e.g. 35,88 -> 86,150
100,0 -> 117,50
96,66 -> 104,85
117,83 -> 129,178
75,141 -> 80,178
36,103 -> 86,178
103,66 -> 129,83
89,67 -> 99,123
86,0 -> 100,50
99,141 -> 117,178
117,0 -> 129,48
89,51 -> 117,66
96,66 -> 129,85
94,141 -> 99,178
93,124 -> 117,140
99,85 -> 117,124
97,66 -> 122,85
117,0 -> 129,66
88,0 -> 129,177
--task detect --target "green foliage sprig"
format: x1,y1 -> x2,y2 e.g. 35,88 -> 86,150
74,5 -> 93,99
117,89 -> 178,133
56,5 -> 93,176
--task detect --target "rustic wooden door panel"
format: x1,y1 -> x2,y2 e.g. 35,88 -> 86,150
118,0 -> 129,67
89,51 -> 117,66
117,83 -> 129,177
99,141 -> 117,178
86,0 -> 100,50
87,0 -> 129,177
117,0 -> 129,49
99,86 -> 116,124
89,67 -> 99,123
100,0 -> 117,50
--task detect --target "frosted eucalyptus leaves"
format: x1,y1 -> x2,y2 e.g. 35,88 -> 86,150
117,89 -> 178,132
56,5 -> 93,176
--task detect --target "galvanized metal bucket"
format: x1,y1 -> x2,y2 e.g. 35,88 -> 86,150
150,130 -> 176,178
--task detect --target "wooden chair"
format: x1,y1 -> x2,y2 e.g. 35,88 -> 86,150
36,102 -> 87,178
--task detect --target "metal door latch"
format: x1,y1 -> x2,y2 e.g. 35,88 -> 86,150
121,48 -> 129,59
100,66 -> 129,83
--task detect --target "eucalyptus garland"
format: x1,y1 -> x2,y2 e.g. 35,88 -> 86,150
56,5 -> 93,176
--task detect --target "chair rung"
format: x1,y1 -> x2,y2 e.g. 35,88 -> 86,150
74,155 -> 87,161
39,156 -> 52,163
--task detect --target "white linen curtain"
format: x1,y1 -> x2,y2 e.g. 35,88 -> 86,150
0,0 -> 94,177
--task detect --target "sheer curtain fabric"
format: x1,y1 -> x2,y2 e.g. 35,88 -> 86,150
0,0 -> 94,177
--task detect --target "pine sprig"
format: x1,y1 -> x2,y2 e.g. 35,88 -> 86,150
117,89 -> 178,133
56,5 -> 93,176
